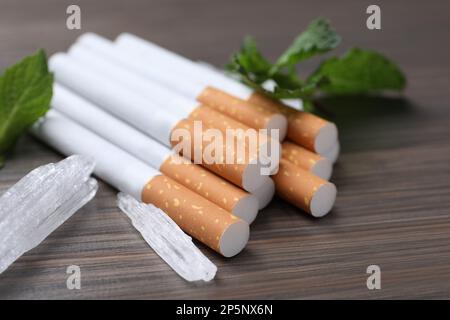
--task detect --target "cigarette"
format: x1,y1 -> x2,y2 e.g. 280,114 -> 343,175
160,155 -> 259,224
67,43 -> 209,122
75,33 -> 288,141
247,93 -> 338,155
170,118 -> 264,190
31,110 -> 250,257
282,141 -> 333,180
66,44 -> 281,175
322,141 -> 340,164
49,53 -> 265,192
272,159 -> 337,217
52,84 -> 259,224
188,105 -> 280,175
196,86 -> 287,141
112,33 -> 338,154
250,176 -> 275,210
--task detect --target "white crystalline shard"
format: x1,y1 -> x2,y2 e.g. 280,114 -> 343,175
117,193 -> 217,282
0,155 -> 98,274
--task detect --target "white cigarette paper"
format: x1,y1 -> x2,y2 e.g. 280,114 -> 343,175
32,110 -> 157,199
49,53 -> 179,146
115,33 -> 254,100
68,44 -> 196,120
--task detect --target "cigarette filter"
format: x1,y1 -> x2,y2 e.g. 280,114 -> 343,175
282,141 -> 333,180
75,33 -> 288,140
49,53 -> 265,192
272,159 -> 337,217
250,176 -> 275,210
323,141 -> 340,164
247,93 -> 338,155
170,118 -> 263,190
188,105 -> 280,174
159,155 -> 258,224
52,84 -> 259,224
195,86 -> 287,139
112,33 -> 339,153
141,175 -> 249,257
31,111 -> 250,257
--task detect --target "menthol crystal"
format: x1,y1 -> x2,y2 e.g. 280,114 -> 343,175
117,193 -> 217,282
0,155 -> 98,274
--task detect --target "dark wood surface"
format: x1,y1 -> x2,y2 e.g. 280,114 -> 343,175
1,0 -> 450,299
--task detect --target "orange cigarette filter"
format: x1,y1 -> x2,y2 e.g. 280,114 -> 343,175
142,175 -> 249,257
282,141 -> 332,180
160,154 -> 259,224
189,105 -> 280,158
189,105 -> 281,174
247,92 -> 338,155
170,118 -> 262,191
272,159 -> 337,217
197,86 -> 287,140
190,104 -> 251,131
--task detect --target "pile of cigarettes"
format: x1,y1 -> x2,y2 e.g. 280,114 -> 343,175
32,33 -> 339,258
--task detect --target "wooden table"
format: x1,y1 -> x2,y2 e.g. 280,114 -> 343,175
1,0 -> 449,299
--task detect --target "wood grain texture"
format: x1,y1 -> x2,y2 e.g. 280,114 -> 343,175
1,0 -> 450,299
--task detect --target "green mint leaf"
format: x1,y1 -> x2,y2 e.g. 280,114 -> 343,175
274,18 -> 341,71
226,37 -> 272,85
226,17 -> 407,114
226,37 -> 314,100
271,66 -> 303,90
0,50 -> 53,166
309,48 -> 406,94
302,99 -> 316,113
238,37 -> 272,77
226,58 -> 314,100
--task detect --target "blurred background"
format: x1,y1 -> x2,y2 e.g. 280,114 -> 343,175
2,0 -> 449,131
0,0 -> 448,77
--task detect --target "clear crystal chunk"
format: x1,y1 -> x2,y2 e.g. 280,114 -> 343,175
117,193 -> 217,282
0,155 -> 98,274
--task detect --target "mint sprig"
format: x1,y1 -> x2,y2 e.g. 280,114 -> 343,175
226,18 -> 406,111
274,18 -> 341,72
0,50 -> 53,168
227,38 -> 309,100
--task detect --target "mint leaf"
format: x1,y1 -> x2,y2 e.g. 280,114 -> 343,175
274,18 -> 341,71
226,37 -> 273,85
309,48 -> 406,94
227,38 -> 313,100
0,50 -> 53,167
227,57 -> 312,100
226,18 -> 407,114
237,37 -> 272,83
271,66 -> 303,90
226,19 -> 341,101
